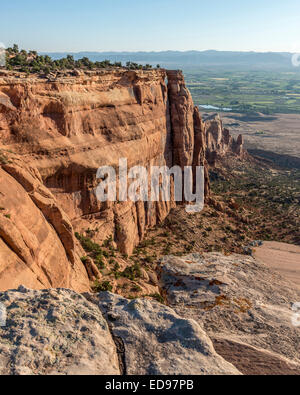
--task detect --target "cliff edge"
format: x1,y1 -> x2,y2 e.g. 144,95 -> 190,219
0,69 -> 244,292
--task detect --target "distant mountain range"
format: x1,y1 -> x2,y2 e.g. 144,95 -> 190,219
41,50 -> 296,70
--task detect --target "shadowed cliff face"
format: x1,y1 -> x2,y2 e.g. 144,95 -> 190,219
0,69 -> 243,292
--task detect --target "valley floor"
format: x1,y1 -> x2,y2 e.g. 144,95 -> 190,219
253,241 -> 300,291
220,112 -> 300,158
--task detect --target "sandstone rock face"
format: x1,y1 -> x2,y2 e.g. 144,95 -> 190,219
0,287 -> 120,375
0,69 -> 243,292
97,292 -> 241,375
0,70 -> 200,257
0,69 -> 205,291
193,106 -> 210,197
167,70 -> 195,169
0,155 -> 89,292
158,253 -> 300,375
204,114 -> 245,165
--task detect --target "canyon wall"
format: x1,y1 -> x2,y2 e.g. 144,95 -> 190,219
0,69 -> 242,292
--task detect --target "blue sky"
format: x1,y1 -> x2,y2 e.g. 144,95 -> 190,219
1,0 -> 300,52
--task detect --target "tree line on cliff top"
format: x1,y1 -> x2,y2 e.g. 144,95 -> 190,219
4,44 -> 160,74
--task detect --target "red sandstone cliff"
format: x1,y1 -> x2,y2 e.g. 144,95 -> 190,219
204,113 -> 245,166
0,69 -> 243,292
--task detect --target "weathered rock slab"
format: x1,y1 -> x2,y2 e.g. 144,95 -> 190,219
97,292 -> 241,375
158,253 -> 300,374
0,287 -> 120,375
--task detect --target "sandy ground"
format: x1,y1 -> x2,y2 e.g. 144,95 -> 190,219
253,241 -> 300,291
218,112 -> 300,158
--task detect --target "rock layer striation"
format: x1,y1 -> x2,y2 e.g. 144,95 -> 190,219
0,69 -> 243,291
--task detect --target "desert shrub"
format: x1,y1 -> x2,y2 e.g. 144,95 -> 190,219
80,256 -> 89,264
113,262 -> 120,271
186,244 -> 193,252
121,263 -> 142,281
163,243 -> 172,255
103,235 -> 113,248
4,44 -> 142,74
92,281 -> 113,293
131,284 -> 142,293
94,254 -> 106,270
144,255 -> 155,264
147,293 -> 164,304
75,233 -> 102,257
0,151 -> 9,165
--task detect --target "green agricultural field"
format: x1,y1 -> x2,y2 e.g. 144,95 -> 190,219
185,68 -> 300,115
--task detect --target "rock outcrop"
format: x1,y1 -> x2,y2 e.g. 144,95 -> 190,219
0,285 -> 240,375
158,253 -> 300,375
0,287 -> 120,375
97,292 -> 240,375
204,114 -> 245,166
167,70 -> 195,169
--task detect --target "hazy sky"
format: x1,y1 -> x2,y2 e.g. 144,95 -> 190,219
1,0 -> 300,53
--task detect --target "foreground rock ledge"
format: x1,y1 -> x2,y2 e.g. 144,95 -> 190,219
0,287 -> 120,375
0,286 -> 240,375
97,293 -> 240,375
158,253 -> 300,375
1,251 -> 299,376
